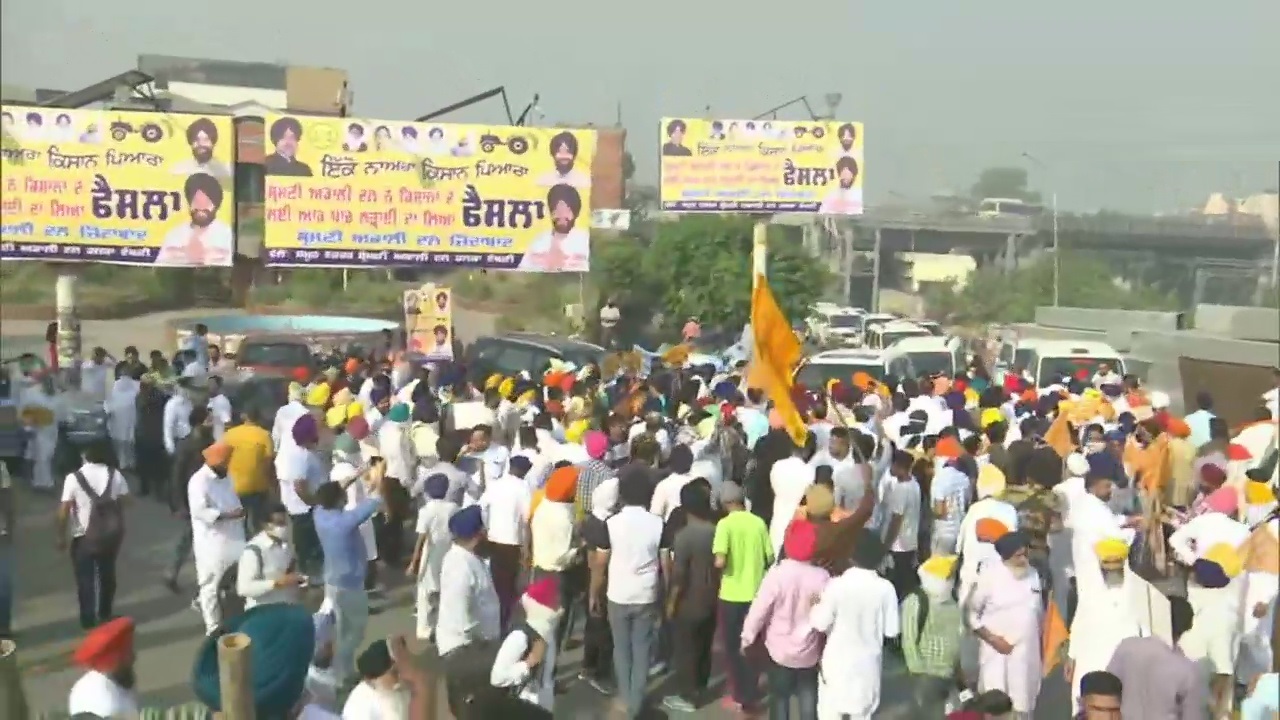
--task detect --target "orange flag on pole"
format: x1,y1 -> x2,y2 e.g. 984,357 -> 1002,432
750,274 -> 807,447
1041,597 -> 1069,677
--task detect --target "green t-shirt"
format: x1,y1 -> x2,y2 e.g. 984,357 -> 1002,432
712,509 -> 773,602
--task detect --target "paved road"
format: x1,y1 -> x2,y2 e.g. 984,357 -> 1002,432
8,484 -> 1071,718
4,314 -> 1069,717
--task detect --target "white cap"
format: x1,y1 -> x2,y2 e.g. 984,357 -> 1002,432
1149,391 -> 1170,410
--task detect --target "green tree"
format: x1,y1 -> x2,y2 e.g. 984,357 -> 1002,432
922,253 -> 1177,325
970,166 -> 1042,203
590,215 -> 830,342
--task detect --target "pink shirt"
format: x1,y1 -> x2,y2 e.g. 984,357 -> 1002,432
740,559 -> 830,668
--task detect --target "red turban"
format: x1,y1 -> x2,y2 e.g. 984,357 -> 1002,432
73,617 -> 135,673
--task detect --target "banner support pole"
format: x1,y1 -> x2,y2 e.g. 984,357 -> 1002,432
752,215 -> 770,291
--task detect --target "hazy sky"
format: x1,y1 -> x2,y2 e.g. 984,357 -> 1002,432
3,0 -> 1278,213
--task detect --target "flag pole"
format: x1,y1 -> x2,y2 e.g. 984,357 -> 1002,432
752,216 -> 770,290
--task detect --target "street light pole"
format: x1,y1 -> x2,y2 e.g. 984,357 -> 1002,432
1022,153 -> 1059,306
1051,191 -> 1060,306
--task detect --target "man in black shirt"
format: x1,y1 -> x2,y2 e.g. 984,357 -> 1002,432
662,480 -> 718,712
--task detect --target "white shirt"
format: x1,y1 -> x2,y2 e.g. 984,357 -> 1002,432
156,219 -> 234,267
276,444 -> 327,516
536,167 -> 591,188
490,624 -> 558,710
208,393 -> 232,441
931,466 -> 970,543
67,670 -> 139,717
1168,512 -> 1252,566
818,186 -> 864,215
188,465 -> 247,575
162,393 -> 193,454
78,360 -> 112,400
809,566 -> 900,717
649,471 -> 693,520
272,401 -> 310,454
884,477 -> 921,553
237,531 -> 299,608
341,682 -> 410,720
517,228 -> 589,272
603,506 -> 665,605
61,463 -> 129,537
172,157 -> 233,179
807,421 -> 835,452
436,544 -> 501,655
770,456 -> 816,557
530,500 -> 578,572
478,475 -> 532,547
599,305 -> 621,328
1070,493 -> 1136,596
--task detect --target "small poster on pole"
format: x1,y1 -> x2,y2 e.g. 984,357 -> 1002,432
404,284 -> 453,360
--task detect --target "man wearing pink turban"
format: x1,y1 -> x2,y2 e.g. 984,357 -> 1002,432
575,431 -> 615,523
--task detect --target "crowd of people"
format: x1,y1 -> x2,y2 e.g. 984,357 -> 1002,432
9,327 -> 1280,719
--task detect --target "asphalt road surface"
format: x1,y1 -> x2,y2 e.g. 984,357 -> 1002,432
3,314 -> 1069,718
8,482 -> 1072,718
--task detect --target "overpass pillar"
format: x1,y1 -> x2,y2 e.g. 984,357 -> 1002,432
1003,234 -> 1018,274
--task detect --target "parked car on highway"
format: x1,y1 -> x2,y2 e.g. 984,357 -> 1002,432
235,335 -> 316,379
465,333 -> 605,384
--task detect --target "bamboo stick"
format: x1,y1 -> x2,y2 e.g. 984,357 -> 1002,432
217,632 -> 254,720
0,639 -> 29,720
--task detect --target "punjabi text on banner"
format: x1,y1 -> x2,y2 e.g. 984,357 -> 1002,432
261,114 -> 596,272
1,107 -> 236,266
659,118 -> 864,215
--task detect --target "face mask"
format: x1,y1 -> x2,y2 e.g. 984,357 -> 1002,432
267,525 -> 289,541
1085,441 -> 1106,455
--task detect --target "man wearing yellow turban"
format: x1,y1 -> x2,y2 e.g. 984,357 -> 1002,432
305,382 -> 332,409
902,554 -> 965,715
1065,534 -> 1142,716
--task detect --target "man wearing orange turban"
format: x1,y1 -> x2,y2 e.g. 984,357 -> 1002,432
975,517 -> 1010,543
189,441 -> 247,636
69,616 -> 139,716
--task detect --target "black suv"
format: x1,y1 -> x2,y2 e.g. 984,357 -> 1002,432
464,333 -> 605,384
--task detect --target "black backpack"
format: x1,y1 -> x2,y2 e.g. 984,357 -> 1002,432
216,545 -> 266,624
74,469 -> 125,556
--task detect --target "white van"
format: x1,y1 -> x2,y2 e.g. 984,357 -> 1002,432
794,348 -> 915,389
885,336 -> 964,378
864,320 -> 932,351
996,338 -> 1125,388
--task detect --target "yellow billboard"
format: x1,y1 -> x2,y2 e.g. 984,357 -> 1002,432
658,118 -> 864,214
261,114 -> 596,272
1,106 -> 236,266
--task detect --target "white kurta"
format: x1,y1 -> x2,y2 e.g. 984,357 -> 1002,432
334,462 -> 378,562
188,465 -> 247,633
1067,576 -> 1143,715
967,562 -> 1043,715
19,384 -> 59,489
375,420 -> 416,484
809,567 -> 900,720
106,377 -> 139,468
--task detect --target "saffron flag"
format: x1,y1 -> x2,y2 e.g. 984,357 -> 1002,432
1041,598 -> 1069,678
750,275 -> 807,446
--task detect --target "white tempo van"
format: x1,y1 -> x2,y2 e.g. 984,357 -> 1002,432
794,348 -> 915,389
995,338 -> 1125,388
884,336 -> 964,378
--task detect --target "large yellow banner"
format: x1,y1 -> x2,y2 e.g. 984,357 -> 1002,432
1,106 -> 236,266
261,114 -> 596,271
659,118 -> 864,214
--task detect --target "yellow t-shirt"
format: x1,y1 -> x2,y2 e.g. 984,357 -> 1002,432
223,423 -> 275,495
